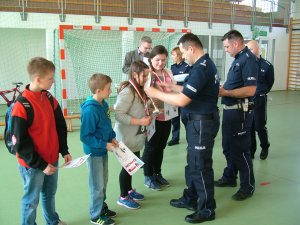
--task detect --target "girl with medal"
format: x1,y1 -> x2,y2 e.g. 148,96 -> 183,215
142,45 -> 175,191
114,60 -> 152,209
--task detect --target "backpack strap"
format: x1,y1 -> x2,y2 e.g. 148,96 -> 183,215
45,91 -> 54,109
16,95 -> 34,127
16,91 -> 54,127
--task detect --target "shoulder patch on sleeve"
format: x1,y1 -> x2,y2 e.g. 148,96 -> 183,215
186,84 -> 197,93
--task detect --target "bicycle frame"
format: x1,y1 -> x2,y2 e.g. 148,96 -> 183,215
0,82 -> 23,107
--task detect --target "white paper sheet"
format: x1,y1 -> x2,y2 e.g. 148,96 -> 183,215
173,73 -> 189,82
146,117 -> 156,141
59,154 -> 90,169
113,142 -> 144,175
164,103 -> 178,121
143,57 -> 150,66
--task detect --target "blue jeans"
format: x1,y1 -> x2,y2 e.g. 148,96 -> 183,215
87,155 -> 108,220
19,162 -> 60,225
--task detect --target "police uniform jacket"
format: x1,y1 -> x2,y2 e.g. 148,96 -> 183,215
255,56 -> 274,95
171,61 -> 191,85
222,46 -> 258,106
181,53 -> 219,116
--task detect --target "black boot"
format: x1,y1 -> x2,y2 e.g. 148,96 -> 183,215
260,149 -> 269,160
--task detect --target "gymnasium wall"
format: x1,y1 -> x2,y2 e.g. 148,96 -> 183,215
0,12 -> 290,111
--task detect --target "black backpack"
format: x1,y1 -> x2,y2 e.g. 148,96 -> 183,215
4,92 -> 54,155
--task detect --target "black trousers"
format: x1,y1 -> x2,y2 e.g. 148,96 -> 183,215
180,112 -> 220,218
221,109 -> 255,194
170,107 -> 181,142
119,151 -> 140,197
142,120 -> 171,177
250,95 -> 270,155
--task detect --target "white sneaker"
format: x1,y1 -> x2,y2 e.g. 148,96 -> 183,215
58,220 -> 68,225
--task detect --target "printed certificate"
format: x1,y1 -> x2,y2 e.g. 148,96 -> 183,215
113,141 -> 144,175
59,154 -> 91,169
164,103 -> 178,121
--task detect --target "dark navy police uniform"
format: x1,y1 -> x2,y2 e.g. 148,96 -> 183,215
179,54 -> 220,218
250,57 -> 274,157
220,46 -> 258,194
171,61 -> 190,85
169,61 -> 191,144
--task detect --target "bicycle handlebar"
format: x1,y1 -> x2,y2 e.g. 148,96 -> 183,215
12,82 -> 23,87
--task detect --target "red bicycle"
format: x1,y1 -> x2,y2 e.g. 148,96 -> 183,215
0,82 -> 23,107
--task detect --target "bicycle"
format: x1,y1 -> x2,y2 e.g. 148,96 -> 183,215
0,82 -> 23,107
0,82 -> 24,142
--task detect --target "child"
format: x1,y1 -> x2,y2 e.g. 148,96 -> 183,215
80,73 -> 118,225
114,61 -> 152,209
11,57 -> 72,225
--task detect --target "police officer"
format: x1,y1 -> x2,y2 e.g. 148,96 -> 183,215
215,30 -> 258,201
145,33 -> 220,223
168,46 -> 191,146
246,40 -> 274,160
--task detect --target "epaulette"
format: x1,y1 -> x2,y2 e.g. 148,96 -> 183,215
263,59 -> 271,66
200,59 -> 207,67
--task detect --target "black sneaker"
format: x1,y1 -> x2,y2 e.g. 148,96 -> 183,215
154,173 -> 170,186
168,140 -> 179,146
170,199 -> 197,211
232,191 -> 253,201
185,212 -> 215,223
101,204 -> 117,218
260,149 -> 269,160
214,179 -> 237,187
144,176 -> 161,191
90,216 -> 115,225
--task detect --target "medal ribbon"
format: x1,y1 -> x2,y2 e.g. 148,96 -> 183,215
129,79 -> 149,116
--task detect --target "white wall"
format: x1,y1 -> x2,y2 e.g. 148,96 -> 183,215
0,11 -> 289,90
0,27 -> 46,104
292,1 -> 300,19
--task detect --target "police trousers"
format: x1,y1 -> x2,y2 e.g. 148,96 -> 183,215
221,108 -> 255,194
181,111 -> 220,217
250,95 -> 270,155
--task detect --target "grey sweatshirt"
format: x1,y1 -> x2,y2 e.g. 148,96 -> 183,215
114,86 -> 146,152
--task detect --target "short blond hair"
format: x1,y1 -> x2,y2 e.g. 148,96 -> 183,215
27,57 -> 55,80
88,73 -> 112,94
